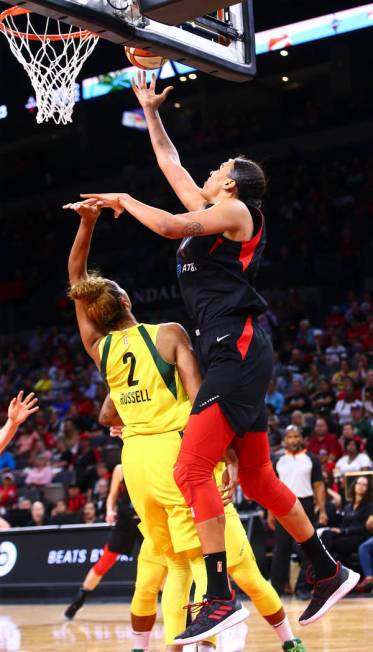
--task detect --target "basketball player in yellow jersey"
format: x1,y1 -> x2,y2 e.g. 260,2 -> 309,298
65,200 -> 307,652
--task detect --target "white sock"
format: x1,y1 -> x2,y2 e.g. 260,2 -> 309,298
130,629 -> 151,650
272,617 -> 295,644
198,645 -> 216,651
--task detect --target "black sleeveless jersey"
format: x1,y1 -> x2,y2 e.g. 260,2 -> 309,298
176,206 -> 268,327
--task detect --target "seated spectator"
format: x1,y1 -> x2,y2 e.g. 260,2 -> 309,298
339,423 -> 364,453
34,368 -> 53,396
76,434 -> 99,491
334,383 -> 360,425
52,391 -> 72,419
283,380 -> 311,415
265,378 -> 284,415
321,476 -> 373,564
50,499 -> 76,525
14,425 -> 40,466
25,453 -> 53,486
28,500 -> 49,526
286,348 -> 307,375
335,440 -> 372,476
303,363 -> 321,395
51,437 -> 73,471
325,335 -> 346,369
0,472 -> 17,509
93,478 -> 108,520
311,378 -> 336,414
308,417 -> 342,462
350,403 -> 373,441
268,414 -> 283,451
67,483 -> 86,513
80,500 -> 99,524
356,516 -> 373,592
0,449 -> 16,472
332,360 -> 357,392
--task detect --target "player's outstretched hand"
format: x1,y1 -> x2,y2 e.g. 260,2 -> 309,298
79,193 -> 130,219
8,391 -> 39,426
63,201 -> 101,221
132,70 -> 173,111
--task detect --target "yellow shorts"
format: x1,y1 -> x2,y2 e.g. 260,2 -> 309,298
122,431 -> 252,565
122,431 -> 199,554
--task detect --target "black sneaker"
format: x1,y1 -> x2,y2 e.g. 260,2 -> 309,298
299,562 -> 360,625
173,590 -> 249,645
64,588 -> 88,620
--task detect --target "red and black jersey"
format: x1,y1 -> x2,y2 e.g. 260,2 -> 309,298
176,206 -> 267,327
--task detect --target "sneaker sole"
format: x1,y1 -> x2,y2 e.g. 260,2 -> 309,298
299,569 -> 360,626
173,605 -> 250,645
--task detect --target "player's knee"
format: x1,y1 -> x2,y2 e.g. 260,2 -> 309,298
173,461 -> 211,496
93,545 -> 119,576
241,462 -> 295,517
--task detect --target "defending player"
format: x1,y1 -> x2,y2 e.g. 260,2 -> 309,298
64,463 -> 139,620
64,203 -> 307,652
0,391 -> 39,453
78,72 -> 359,643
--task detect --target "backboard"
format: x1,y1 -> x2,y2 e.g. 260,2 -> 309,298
1,0 -> 256,81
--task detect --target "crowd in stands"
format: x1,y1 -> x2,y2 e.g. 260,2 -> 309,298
0,292 -> 372,583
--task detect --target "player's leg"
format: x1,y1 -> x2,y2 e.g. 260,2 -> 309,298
161,549 -> 194,651
174,402 -> 234,598
64,543 -> 119,619
130,539 -> 167,652
234,431 -> 359,625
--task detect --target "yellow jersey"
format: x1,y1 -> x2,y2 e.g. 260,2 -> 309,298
99,323 -> 192,438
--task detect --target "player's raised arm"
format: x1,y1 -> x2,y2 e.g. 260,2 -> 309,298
64,201 -> 103,365
132,71 -> 207,211
0,392 -> 39,454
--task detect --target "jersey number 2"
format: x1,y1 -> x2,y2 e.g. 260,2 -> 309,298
123,352 -> 139,387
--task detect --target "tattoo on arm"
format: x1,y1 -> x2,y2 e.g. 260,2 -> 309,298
182,222 -> 205,237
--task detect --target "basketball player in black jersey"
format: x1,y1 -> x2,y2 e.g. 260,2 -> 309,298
77,72 -> 359,644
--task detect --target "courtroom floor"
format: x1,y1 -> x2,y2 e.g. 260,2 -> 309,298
0,598 -> 372,651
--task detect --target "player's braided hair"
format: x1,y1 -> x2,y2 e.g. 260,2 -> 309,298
68,272 -> 128,333
229,155 -> 267,208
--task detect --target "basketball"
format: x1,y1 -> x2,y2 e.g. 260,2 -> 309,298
125,47 -> 167,70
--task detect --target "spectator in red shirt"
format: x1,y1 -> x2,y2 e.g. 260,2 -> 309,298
67,484 -> 86,513
0,472 -> 17,508
308,417 -> 342,462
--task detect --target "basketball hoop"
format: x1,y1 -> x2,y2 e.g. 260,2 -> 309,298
0,6 -> 99,124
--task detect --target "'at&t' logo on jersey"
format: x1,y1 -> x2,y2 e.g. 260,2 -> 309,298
177,262 -> 198,277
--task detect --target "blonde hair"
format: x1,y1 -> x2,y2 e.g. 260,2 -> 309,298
69,272 -> 129,333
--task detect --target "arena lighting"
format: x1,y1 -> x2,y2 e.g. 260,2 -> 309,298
189,73 -> 197,80
281,76 -> 289,83
8,3 -> 372,118
81,4 -> 373,101
255,3 -> 373,54
280,50 -> 288,57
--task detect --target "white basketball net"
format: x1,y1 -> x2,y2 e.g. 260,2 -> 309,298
0,8 -> 99,124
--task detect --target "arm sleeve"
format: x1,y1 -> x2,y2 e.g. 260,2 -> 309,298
309,453 -> 323,484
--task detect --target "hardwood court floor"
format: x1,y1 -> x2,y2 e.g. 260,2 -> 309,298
0,598 -> 372,651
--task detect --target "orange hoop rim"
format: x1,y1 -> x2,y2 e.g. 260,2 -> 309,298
0,5 -> 96,41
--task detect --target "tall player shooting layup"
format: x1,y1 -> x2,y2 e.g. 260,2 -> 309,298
79,72 -> 359,644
